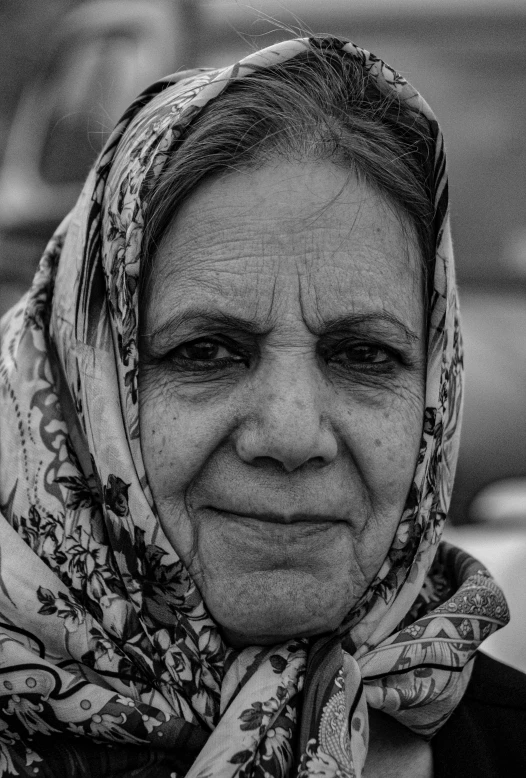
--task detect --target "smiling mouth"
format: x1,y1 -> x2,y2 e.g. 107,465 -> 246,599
210,508 -> 344,525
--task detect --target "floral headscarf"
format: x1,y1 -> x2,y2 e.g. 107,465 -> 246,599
0,37 -> 509,778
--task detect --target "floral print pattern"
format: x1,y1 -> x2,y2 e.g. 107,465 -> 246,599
0,36 -> 509,777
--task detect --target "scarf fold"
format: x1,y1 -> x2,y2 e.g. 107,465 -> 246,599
0,36 -> 509,778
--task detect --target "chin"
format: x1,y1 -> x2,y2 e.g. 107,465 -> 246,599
201,568 -> 355,648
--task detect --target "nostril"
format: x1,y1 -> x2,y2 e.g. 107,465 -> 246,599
250,456 -> 290,473
246,451 -> 333,473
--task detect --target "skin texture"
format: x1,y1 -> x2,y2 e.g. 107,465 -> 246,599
138,161 -> 426,648
364,709 -> 433,777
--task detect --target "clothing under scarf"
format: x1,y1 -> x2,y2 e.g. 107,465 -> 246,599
0,36 -> 509,778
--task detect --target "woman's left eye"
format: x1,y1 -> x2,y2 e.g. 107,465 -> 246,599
329,344 -> 394,369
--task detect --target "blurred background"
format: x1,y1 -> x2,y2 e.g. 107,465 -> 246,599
0,0 -> 524,666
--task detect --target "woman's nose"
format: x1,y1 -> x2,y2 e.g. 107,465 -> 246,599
235,359 -> 338,472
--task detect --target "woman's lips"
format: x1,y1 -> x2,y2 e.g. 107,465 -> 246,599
200,508 -> 350,555
209,508 -> 344,525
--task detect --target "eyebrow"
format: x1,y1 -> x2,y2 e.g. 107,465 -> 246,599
141,309 -> 270,344
141,307 -> 419,345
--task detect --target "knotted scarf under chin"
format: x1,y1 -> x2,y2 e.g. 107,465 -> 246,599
182,542 -> 506,778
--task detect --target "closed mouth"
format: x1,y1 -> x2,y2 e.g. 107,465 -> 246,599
210,508 -> 343,525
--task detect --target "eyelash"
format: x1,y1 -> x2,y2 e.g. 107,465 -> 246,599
167,337 -> 401,375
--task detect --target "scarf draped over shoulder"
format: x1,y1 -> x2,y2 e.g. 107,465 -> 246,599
0,36 -> 509,778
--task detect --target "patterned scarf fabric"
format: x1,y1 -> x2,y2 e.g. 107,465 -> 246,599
0,37 -> 509,778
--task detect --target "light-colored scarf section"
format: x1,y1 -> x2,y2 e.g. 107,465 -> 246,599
0,37 -> 509,778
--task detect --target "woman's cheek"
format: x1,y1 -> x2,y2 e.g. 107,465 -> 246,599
341,389 -> 423,494
139,374 -> 236,564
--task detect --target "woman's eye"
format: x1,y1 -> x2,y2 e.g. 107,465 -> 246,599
345,345 -> 388,363
169,339 -> 246,370
330,344 -> 393,369
181,341 -> 225,360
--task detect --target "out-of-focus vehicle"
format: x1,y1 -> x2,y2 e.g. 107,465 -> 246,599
0,0 -> 525,663
0,0 -> 189,309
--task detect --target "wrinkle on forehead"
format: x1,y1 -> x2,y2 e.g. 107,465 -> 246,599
141,162 -> 424,339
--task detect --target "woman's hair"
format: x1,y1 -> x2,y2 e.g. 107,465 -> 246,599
141,42 -> 436,296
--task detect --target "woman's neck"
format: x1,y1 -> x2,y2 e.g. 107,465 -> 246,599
364,708 -> 434,778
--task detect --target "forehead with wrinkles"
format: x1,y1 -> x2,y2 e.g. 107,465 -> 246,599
140,162 -> 424,346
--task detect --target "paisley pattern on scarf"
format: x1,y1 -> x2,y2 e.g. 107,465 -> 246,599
0,37 -> 509,777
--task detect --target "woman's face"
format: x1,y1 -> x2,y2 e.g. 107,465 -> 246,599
139,162 -> 426,646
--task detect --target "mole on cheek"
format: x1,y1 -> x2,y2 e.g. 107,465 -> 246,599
374,438 -> 382,448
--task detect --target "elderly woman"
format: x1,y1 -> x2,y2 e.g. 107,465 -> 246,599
0,35 -> 524,778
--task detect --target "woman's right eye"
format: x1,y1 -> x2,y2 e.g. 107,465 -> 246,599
168,338 -> 248,371
179,341 -> 225,360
